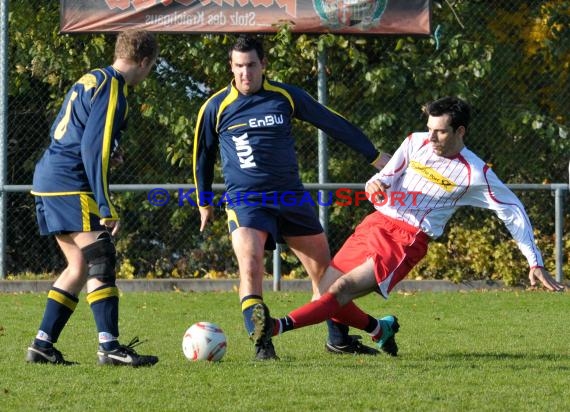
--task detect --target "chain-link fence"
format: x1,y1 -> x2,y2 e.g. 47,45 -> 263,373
4,1 -> 569,282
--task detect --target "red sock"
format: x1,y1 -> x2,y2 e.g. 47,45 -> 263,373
330,301 -> 371,330
288,292 -> 341,328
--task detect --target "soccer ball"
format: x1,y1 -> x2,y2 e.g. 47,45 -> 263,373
182,322 -> 227,362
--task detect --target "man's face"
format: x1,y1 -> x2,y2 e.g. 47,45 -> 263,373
230,50 -> 265,95
426,114 -> 465,157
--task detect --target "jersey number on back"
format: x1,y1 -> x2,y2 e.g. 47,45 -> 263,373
54,91 -> 78,140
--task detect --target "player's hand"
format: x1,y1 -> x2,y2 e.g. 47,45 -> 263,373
199,206 -> 214,232
528,267 -> 564,292
100,219 -> 120,237
110,147 -> 124,169
372,152 -> 392,170
365,179 -> 390,205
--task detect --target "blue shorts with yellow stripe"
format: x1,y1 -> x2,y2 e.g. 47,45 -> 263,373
34,193 -> 105,235
226,193 -> 323,251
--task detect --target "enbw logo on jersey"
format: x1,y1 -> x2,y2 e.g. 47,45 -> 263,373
233,133 -> 256,169
248,114 -> 284,128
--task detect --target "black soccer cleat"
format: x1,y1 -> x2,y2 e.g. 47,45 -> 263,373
97,337 -> 158,367
255,339 -> 279,361
251,303 -> 278,360
325,335 -> 380,355
251,303 -> 274,345
26,343 -> 76,365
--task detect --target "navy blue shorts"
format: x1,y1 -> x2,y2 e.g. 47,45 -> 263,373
34,193 -> 105,236
226,193 -> 323,250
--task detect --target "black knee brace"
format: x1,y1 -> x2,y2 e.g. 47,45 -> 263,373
81,232 -> 117,283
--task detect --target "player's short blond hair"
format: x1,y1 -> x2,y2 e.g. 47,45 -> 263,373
114,29 -> 159,64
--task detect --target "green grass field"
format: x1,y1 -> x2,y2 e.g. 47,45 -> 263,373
0,289 -> 569,411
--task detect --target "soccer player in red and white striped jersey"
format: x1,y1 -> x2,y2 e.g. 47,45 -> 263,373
252,96 -> 564,356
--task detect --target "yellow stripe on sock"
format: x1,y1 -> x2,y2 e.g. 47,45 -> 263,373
48,289 -> 78,311
86,286 -> 119,305
241,297 -> 263,312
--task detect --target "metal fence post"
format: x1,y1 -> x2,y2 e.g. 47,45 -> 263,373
272,48 -> 329,290
317,48 -> 329,235
0,0 -> 9,279
554,187 -> 564,282
272,244 -> 281,291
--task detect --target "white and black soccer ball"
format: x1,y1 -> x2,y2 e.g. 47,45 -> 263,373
182,322 -> 227,362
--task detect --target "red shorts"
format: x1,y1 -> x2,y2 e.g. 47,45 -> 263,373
331,212 -> 429,298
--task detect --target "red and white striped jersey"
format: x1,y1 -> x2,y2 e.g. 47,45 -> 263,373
367,132 -> 543,267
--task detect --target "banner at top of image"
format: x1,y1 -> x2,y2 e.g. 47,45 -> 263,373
60,0 -> 431,35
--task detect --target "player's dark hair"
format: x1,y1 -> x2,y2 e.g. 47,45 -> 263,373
229,35 -> 265,62
424,96 -> 471,132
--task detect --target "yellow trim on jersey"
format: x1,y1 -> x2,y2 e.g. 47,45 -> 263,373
31,190 -> 93,196
269,78 -> 343,119
123,83 -> 129,117
370,152 -> 382,166
217,86 -> 239,133
263,79 -> 294,112
324,104 -> 346,119
77,73 -> 98,91
102,78 -> 119,218
86,286 -> 119,305
228,123 -> 247,130
48,289 -> 78,311
192,106 -> 207,205
409,160 -> 457,192
91,69 -> 109,102
241,297 -> 263,311
192,87 -> 231,206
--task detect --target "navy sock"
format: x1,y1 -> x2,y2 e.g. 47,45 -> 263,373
326,319 -> 351,345
87,285 -> 120,351
241,295 -> 263,336
364,316 -> 379,334
279,316 -> 295,333
34,287 -> 78,347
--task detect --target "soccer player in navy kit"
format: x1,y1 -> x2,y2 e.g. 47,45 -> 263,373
26,30 -> 159,366
193,35 -> 390,359
252,96 -> 564,355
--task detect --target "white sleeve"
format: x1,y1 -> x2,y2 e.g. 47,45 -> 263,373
467,165 -> 544,268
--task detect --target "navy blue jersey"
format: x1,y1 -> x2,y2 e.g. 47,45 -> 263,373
32,66 -> 127,220
193,78 -> 379,206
